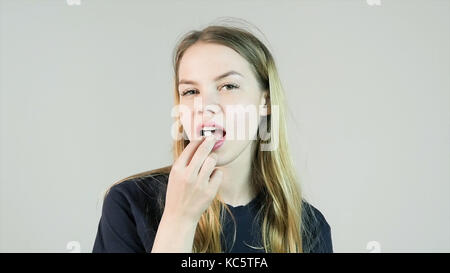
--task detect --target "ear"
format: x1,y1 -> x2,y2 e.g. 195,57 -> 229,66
260,90 -> 271,116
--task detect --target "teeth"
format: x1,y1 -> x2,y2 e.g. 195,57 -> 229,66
201,126 -> 225,137
201,127 -> 216,137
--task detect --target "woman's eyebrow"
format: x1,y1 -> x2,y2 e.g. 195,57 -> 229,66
178,70 -> 244,85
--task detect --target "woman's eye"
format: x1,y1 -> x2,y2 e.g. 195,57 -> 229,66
181,84 -> 239,96
181,89 -> 198,96
221,83 -> 239,92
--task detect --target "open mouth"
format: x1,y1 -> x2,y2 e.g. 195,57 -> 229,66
200,126 -> 226,139
200,125 -> 226,151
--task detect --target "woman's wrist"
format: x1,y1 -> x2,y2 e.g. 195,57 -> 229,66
151,211 -> 199,253
161,209 -> 200,227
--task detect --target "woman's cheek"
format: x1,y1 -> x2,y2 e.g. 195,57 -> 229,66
178,113 -> 191,139
183,115 -> 200,140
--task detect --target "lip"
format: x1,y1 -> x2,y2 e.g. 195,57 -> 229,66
212,134 -> 225,151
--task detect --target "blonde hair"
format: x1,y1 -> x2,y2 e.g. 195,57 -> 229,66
107,19 -> 313,253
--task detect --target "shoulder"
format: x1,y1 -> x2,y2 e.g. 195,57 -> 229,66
301,200 -> 333,253
93,172 -> 170,253
107,172 -> 169,199
103,172 -> 170,217
301,201 -> 330,230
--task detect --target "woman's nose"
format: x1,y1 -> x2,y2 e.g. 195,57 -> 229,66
195,90 -> 221,115
201,104 -> 221,119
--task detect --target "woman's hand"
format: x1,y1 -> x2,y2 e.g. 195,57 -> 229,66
163,135 -> 223,224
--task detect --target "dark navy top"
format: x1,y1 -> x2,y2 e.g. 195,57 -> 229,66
92,173 -> 333,253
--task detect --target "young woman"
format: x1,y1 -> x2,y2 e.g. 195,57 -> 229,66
93,22 -> 333,253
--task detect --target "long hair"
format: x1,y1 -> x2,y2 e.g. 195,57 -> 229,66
106,20 -> 310,252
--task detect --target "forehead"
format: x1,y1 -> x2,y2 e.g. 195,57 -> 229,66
178,42 -> 251,82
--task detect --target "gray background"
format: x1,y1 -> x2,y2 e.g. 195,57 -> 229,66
0,0 -> 449,252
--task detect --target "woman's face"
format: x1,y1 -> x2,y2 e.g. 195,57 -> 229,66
177,42 -> 268,166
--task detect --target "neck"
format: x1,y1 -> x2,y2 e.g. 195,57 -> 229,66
216,140 -> 258,207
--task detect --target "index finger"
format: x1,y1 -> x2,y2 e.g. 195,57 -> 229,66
175,137 -> 207,167
187,135 -> 217,176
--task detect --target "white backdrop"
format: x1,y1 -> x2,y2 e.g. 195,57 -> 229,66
0,0 -> 449,252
